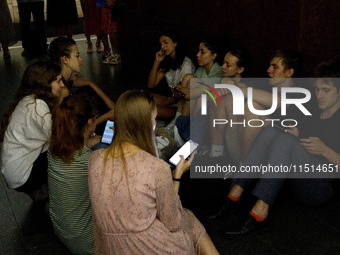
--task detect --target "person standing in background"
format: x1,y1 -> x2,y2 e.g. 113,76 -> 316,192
17,0 -> 47,57
0,0 -> 16,59
81,0 -> 104,54
47,0 -> 78,39
99,0 -> 121,64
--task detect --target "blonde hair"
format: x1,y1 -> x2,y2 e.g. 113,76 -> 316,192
102,90 -> 156,198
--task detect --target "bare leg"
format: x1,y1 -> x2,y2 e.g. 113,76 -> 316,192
199,233 -> 219,255
177,98 -> 190,116
251,199 -> 269,219
156,105 -> 177,119
229,183 -> 244,199
95,36 -> 103,52
211,94 -> 230,146
238,101 -> 268,161
86,35 -> 93,53
101,33 -> 111,56
109,32 -> 120,55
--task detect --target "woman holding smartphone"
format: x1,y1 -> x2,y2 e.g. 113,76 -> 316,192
147,30 -> 195,119
0,61 -> 65,202
48,93 -> 100,255
88,90 -> 219,254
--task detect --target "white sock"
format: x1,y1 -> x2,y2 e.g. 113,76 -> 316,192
210,144 -> 224,157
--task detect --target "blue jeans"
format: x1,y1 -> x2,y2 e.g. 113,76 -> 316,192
176,112 -> 209,145
233,126 -> 334,206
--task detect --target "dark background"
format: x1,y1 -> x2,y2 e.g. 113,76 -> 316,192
118,0 -> 340,85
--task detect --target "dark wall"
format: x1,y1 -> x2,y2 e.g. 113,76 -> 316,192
119,0 -> 340,86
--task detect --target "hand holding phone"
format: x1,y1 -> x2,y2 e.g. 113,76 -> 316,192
169,140 -> 199,166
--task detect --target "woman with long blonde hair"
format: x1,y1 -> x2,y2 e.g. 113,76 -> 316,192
88,90 -> 219,255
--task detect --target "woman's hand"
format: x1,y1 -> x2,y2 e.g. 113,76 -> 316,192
171,87 -> 185,99
173,153 -> 195,179
87,135 -> 102,149
155,49 -> 166,62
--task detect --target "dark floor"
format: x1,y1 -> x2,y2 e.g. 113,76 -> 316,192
1,35 -> 340,255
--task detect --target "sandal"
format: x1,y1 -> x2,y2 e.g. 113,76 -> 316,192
87,42 -> 93,54
103,54 -> 121,65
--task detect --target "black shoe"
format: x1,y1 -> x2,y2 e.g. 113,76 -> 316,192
219,214 -> 269,238
206,197 -> 239,223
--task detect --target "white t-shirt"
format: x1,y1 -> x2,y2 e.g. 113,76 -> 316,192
164,56 -> 195,88
1,95 -> 52,189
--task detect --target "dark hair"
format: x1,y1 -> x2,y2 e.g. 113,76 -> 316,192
201,40 -> 219,55
0,61 -> 61,142
313,60 -> 340,90
270,49 -> 303,77
200,37 -> 221,63
49,94 -> 97,164
158,29 -> 186,73
49,37 -> 76,65
228,49 -> 251,77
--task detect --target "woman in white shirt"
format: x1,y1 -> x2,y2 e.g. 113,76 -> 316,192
148,30 -> 195,119
0,60 -> 65,202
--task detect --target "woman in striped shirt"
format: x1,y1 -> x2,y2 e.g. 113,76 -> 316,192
48,93 -> 100,255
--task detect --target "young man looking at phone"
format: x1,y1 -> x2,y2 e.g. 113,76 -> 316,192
213,60 -> 340,237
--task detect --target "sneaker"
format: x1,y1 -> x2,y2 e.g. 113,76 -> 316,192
103,54 -> 121,65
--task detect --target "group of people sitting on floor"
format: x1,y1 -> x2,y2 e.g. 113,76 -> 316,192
0,28 -> 339,254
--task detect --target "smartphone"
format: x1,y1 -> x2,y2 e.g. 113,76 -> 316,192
169,140 -> 199,166
101,120 -> 114,144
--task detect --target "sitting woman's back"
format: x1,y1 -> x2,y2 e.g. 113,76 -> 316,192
88,90 -> 219,255
48,93 -> 99,255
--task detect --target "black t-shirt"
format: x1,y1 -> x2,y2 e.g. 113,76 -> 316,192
298,108 -> 340,155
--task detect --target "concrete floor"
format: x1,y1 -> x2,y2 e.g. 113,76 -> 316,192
1,35 -> 340,255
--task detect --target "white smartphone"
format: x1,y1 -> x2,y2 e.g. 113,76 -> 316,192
169,140 -> 199,166
101,120 -> 114,144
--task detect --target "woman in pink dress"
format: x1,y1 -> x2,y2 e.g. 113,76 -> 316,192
88,90 -> 219,254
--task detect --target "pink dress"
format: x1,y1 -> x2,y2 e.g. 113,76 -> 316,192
88,149 -> 205,254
